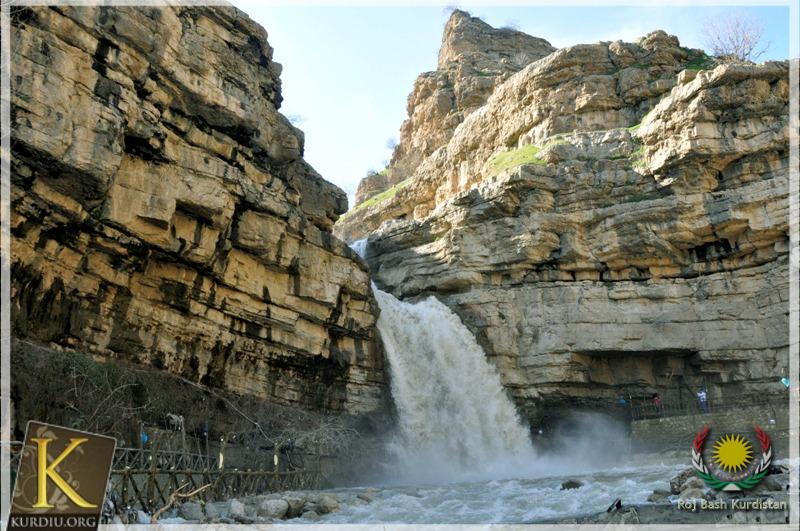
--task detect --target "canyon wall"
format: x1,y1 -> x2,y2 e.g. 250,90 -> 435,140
10,5 -> 386,414
340,13 -> 790,424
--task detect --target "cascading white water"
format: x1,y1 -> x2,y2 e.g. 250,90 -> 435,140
349,238 -> 368,258
374,287 -> 537,483
352,238 -> 537,483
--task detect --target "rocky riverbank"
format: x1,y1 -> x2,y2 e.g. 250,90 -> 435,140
139,488 -> 378,525
142,462 -> 791,525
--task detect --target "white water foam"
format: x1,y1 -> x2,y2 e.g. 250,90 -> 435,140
336,240 -> 691,521
298,458 -> 688,524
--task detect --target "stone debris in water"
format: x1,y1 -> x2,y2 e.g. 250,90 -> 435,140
561,479 -> 584,490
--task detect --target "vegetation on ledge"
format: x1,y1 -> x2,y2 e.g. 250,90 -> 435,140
486,144 -> 546,176
684,49 -> 717,71
339,177 -> 412,221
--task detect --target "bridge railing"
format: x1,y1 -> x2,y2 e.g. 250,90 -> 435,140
629,397 -> 786,421
6,442 -> 321,513
113,447 -> 218,471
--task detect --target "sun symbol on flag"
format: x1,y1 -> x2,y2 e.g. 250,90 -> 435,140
712,434 -> 753,473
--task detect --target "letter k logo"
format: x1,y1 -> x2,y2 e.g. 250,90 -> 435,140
31,437 -> 98,509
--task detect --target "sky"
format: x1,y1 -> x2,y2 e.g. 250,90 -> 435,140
231,1 -> 792,207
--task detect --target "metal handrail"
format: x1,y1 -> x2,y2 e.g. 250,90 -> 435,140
629,397 -> 787,421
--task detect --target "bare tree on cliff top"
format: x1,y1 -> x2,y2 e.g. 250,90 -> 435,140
702,13 -> 770,63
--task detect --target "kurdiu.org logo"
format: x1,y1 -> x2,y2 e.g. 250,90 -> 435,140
690,426 -> 773,492
8,422 -> 116,531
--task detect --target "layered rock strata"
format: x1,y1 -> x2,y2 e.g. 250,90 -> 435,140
337,28 -> 714,241
10,5 -> 386,414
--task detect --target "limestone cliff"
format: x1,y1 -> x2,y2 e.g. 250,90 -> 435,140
338,18 -> 790,423
350,10 -> 555,210
10,6 -> 386,414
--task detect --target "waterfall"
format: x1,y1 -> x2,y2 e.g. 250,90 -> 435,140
350,240 -> 537,483
349,238 -> 368,258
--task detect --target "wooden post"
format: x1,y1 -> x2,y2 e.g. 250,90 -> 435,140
181,424 -> 186,457
121,470 -> 129,508
146,440 -> 160,512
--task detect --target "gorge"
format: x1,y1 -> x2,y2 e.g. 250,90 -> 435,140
6,3 -> 792,525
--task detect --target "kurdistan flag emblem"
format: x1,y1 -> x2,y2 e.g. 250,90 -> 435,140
691,426 -> 772,491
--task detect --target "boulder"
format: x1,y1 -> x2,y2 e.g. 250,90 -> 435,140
284,495 -> 307,518
561,480 -> 584,490
751,475 -> 784,493
232,514 -> 255,525
178,501 -> 204,521
258,498 -> 289,519
767,464 -> 789,475
357,488 -> 379,503
301,510 -> 321,521
227,499 -> 247,521
679,488 -> 706,500
204,502 -> 224,520
302,502 -> 319,514
680,476 -> 706,492
317,494 -> 341,514
647,489 -> 671,503
670,469 -> 694,494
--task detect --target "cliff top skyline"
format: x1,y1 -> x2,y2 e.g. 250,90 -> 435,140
233,1 -> 791,206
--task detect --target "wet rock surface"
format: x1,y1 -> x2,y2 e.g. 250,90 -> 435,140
543,466 -> 791,524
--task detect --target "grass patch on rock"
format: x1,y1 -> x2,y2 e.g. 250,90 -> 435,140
339,178 -> 412,221
487,144 -> 546,176
629,145 -> 646,168
685,51 -> 716,71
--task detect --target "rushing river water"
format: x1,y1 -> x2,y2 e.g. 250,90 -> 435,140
295,457 -> 688,524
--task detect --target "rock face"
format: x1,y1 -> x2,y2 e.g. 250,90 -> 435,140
348,11 -> 555,215
340,17 -> 790,424
10,6 -> 386,414
337,28 -> 711,241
